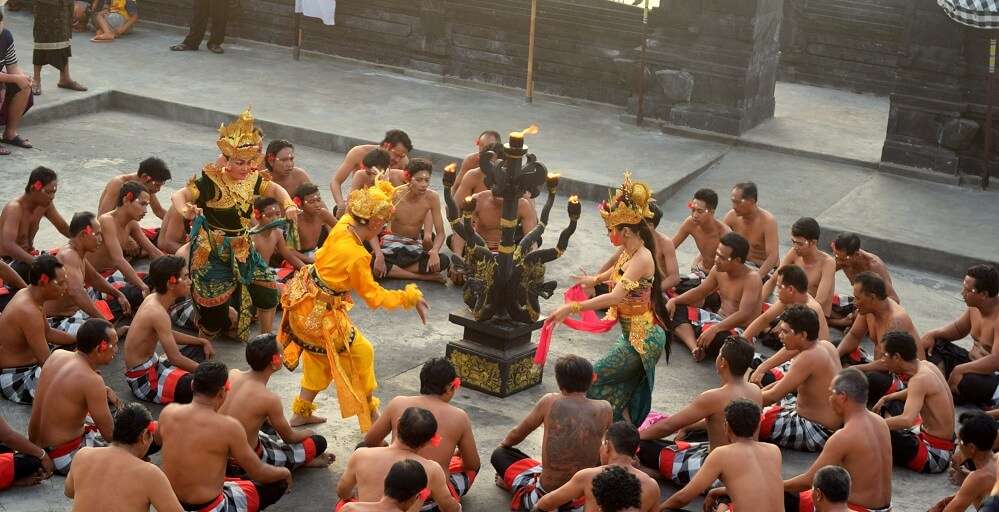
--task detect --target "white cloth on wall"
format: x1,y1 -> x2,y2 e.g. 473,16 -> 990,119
295,0 -> 336,26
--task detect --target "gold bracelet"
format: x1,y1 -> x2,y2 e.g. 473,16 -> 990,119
570,302 -> 583,313
283,200 -> 296,210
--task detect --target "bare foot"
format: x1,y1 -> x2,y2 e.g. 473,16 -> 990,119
305,453 -> 335,468
91,33 -> 115,42
494,474 -> 510,490
290,413 -> 327,427
691,347 -> 706,362
430,273 -> 447,284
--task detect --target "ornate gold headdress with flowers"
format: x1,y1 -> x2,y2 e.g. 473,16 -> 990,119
599,172 -> 654,228
217,108 -> 264,166
348,176 -> 396,223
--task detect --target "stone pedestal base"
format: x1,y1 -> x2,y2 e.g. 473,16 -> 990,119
445,312 -> 543,398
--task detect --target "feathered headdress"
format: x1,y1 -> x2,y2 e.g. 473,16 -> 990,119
599,172 -> 654,228
348,176 -> 396,224
217,108 -> 264,166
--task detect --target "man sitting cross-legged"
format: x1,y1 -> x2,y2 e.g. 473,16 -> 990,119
666,232 -> 762,361
758,305 -> 842,453
87,181 -> 164,296
836,271 -> 920,407
808,466 -> 856,512
760,218 -> 836,315
0,167 -> 72,283
362,357 -> 480,505
874,331 -> 956,474
380,159 -> 450,283
534,421 -> 659,512
929,412 -> 998,512
219,334 -> 332,473
46,212 -> 136,337
264,140 -> 313,200
290,184 -> 335,262
337,407 -> 460,512
251,196 -> 306,290
29,318 -> 120,475
451,130 -> 501,198
921,264 -> 999,406
65,403 -> 182,512
160,360 -> 291,512
491,354 -> 613,512
783,368 -> 892,512
723,182 -> 780,280
124,255 -> 213,404
745,264 -> 829,354
638,336 -> 762,487
0,255 -> 75,404
0,415 -> 52,490
660,399 -> 784,512
828,233 -> 900,327
671,188 -> 729,278
340,459 -> 430,512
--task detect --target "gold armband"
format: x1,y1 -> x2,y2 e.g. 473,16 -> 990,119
570,302 -> 583,313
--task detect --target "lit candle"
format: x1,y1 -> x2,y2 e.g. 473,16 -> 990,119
462,196 -> 476,213
509,132 -> 524,149
443,163 -> 458,187
567,195 -> 581,219
546,172 -> 561,190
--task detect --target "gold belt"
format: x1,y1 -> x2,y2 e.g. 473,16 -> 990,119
617,301 -> 651,317
288,328 -> 356,355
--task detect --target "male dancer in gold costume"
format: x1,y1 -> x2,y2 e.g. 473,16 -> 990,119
279,177 -> 429,431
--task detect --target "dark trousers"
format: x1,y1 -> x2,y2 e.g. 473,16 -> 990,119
182,0 -> 228,48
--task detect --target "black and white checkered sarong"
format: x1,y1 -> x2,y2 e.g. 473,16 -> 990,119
0,365 -> 41,404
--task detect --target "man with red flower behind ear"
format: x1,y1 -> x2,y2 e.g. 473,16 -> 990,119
220,334 -> 332,474
362,357 -> 480,505
0,255 -> 75,404
87,180 -> 164,297
29,318 -> 123,475
0,167 -> 72,283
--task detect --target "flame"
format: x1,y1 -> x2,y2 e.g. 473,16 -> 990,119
568,195 -> 580,204
445,163 -> 457,173
511,123 -> 540,139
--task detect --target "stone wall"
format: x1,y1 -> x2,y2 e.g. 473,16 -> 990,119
778,0 -> 912,96
881,0 -> 999,183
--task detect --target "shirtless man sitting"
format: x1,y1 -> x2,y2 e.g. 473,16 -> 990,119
159,360 -> 291,511
362,357 -> 479,503
124,255 -> 213,405
829,233 -> 900,327
97,157 -> 172,220
808,466 -> 855,512
337,407 -> 460,512
535,422 -> 659,512
747,266 -> 830,385
451,130 -> 501,197
660,399 -> 784,512
29,318 -> 119,475
837,272 -> 920,407
929,412 -> 997,512
922,264 -> 999,406
264,140 -> 312,198
87,181 -> 164,296
0,415 -> 52,490
332,130 -> 412,216
591,466 -> 646,512
491,354 -> 612,511
758,305 -> 842,453
157,205 -> 190,255
380,159 -> 449,283
760,218 -> 836,315
252,197 -> 306,288
638,337 -> 761,486
666,232 -> 763,361
65,403 -> 183,512
291,183 -> 336,262
45,212 -> 134,336
340,459 -> 429,512
453,188 -> 538,257
671,188 -> 729,277
219,334 -> 331,473
875,331 -> 956,474
0,255 -> 74,404
783,368 -> 892,512
0,167 -> 71,283
452,142 -> 505,205
723,182 -> 779,281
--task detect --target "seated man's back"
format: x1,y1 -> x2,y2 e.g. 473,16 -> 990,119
65,403 -> 182,512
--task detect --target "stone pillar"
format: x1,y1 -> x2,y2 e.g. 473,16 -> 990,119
641,0 -> 783,135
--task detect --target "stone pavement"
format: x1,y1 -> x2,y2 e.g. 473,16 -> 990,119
0,10 -> 992,512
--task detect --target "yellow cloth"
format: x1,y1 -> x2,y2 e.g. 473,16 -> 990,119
277,216 -> 422,432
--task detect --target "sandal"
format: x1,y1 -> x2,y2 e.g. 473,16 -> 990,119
170,43 -> 197,51
57,81 -> 88,92
1,135 -> 33,149
31,83 -> 41,96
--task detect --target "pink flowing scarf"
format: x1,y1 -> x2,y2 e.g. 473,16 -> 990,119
534,284 -> 619,366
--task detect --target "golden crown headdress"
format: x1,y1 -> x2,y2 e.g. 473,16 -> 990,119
599,172 -> 654,228
348,176 -> 396,224
217,108 -> 264,165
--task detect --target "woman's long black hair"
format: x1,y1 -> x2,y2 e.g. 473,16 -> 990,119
619,220 -> 671,363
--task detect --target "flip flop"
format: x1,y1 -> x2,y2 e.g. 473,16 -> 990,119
57,81 -> 88,91
1,135 -> 33,149
170,43 -> 197,51
31,83 -> 41,96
